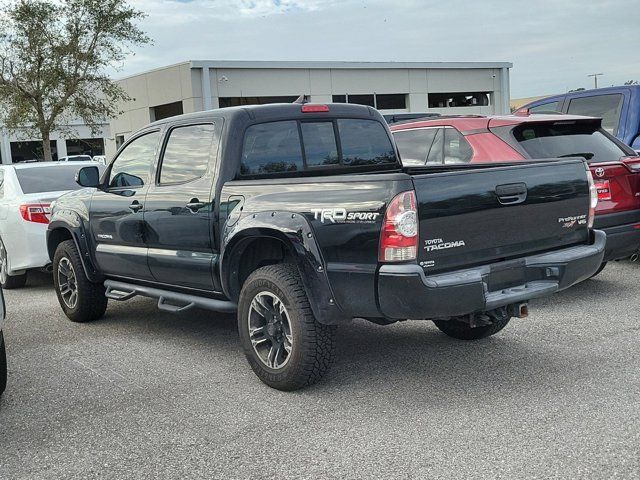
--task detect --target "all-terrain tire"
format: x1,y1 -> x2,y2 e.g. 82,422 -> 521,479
53,240 -> 107,323
590,262 -> 607,279
238,264 -> 337,391
0,331 -> 6,396
433,316 -> 511,340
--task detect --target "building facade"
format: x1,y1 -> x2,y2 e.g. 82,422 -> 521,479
0,120 -> 109,164
108,60 -> 512,157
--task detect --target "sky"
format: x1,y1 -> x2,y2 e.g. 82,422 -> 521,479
118,0 -> 640,98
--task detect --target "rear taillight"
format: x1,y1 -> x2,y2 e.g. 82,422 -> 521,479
379,191 -> 418,262
19,203 -> 51,224
586,170 -> 598,229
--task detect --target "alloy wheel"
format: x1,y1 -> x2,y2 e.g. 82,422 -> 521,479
0,242 -> 7,285
247,291 -> 293,369
57,257 -> 78,309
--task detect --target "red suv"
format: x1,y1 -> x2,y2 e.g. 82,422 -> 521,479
391,113 -> 640,273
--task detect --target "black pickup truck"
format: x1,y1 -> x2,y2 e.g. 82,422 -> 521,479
47,102 -> 605,390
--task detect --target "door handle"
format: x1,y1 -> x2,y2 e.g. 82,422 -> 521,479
495,183 -> 527,205
129,201 -> 143,212
186,199 -> 205,213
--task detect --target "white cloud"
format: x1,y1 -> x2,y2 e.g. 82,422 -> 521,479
116,0 -> 640,97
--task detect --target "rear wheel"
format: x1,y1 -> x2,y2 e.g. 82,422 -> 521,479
433,317 -> 511,340
0,331 -> 7,396
0,239 -> 27,289
590,262 -> 607,278
53,240 -> 107,323
238,264 -> 337,391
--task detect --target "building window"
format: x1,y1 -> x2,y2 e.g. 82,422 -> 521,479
10,140 -> 58,162
115,135 -> 125,150
428,92 -> 490,108
151,101 -> 184,121
331,93 -> 407,110
347,94 -> 375,107
219,96 -> 299,108
376,94 -> 406,110
65,138 -> 105,157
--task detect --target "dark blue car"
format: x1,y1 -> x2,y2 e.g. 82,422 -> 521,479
520,85 -> 640,152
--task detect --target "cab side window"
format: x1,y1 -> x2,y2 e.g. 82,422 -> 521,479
159,124 -> 216,184
567,94 -> 624,135
108,132 -> 160,188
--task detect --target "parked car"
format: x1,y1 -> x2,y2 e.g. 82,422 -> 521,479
391,113 -> 640,273
92,155 -> 107,165
383,113 -> 440,124
0,286 -> 6,396
47,103 -> 603,390
58,155 -> 94,162
518,85 -> 640,152
0,161 -> 104,288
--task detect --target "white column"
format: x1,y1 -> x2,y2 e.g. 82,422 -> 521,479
1,131 -> 11,164
201,67 -> 212,111
500,67 -> 511,114
56,138 -> 67,160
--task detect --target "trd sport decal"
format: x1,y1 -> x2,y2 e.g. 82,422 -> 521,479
311,208 -> 380,224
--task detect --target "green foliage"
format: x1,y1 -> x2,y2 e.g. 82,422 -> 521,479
0,0 -> 150,160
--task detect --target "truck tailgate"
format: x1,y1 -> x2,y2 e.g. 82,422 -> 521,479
410,159 -> 591,273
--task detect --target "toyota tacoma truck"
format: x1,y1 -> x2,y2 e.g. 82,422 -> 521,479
47,102 -> 605,391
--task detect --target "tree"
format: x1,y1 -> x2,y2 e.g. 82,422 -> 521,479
624,80 -> 639,85
0,0 -> 150,161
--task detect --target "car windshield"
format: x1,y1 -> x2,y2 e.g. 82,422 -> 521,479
66,155 -> 93,162
512,121 -> 630,163
15,164 -> 103,194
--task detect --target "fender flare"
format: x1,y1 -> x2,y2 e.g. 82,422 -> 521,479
220,211 -> 348,325
47,214 -> 102,283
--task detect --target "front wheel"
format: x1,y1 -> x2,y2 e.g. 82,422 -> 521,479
433,316 -> 511,340
238,264 -> 337,391
53,240 -> 107,323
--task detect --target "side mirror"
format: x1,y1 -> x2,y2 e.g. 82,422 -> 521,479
76,166 -> 101,188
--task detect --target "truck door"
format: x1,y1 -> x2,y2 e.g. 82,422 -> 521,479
143,123 -> 219,291
89,131 -> 160,280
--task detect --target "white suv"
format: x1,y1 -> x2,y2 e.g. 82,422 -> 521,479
0,161 -> 102,288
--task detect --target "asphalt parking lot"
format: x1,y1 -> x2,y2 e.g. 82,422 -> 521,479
1,262 -> 639,479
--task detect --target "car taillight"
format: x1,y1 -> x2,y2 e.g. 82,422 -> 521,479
19,203 -> 51,224
586,170 -> 598,229
379,191 -> 418,262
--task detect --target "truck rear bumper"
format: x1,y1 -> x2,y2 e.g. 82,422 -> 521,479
377,230 -> 606,320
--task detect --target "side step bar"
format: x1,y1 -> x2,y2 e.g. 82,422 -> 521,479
104,280 -> 237,314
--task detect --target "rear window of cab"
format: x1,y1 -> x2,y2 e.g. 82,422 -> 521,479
239,118 -> 397,177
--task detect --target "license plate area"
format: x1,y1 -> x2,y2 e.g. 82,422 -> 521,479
595,179 -> 611,201
487,260 -> 526,292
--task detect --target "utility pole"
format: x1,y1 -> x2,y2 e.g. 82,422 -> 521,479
588,73 -> 604,89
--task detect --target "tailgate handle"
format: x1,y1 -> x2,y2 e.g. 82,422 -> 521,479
495,183 -> 527,205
